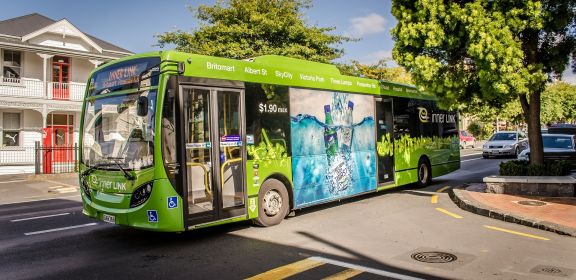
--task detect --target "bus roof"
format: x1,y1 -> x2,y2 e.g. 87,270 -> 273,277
95,50 -> 435,100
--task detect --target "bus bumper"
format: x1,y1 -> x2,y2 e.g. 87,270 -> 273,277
81,179 -> 184,232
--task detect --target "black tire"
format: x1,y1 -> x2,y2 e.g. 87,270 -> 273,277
514,147 -> 519,157
255,178 -> 289,227
482,154 -> 489,159
416,158 -> 432,187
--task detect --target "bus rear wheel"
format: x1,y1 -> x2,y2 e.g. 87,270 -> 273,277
417,158 -> 432,187
255,179 -> 289,227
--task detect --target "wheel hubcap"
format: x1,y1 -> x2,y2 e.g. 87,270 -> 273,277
419,164 -> 428,183
263,190 -> 282,216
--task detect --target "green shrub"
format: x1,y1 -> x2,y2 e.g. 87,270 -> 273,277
467,122 -> 482,138
499,160 -> 571,176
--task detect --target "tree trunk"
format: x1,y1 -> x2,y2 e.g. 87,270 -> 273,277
520,92 -> 544,165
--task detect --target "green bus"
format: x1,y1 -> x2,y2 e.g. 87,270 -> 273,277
79,51 -> 460,232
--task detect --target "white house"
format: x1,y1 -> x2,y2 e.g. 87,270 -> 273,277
0,13 -> 132,174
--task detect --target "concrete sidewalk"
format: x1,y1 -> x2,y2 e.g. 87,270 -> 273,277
450,183 -> 576,237
0,173 -> 80,205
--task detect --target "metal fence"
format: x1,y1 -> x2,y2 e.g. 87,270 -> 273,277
34,142 -> 78,174
0,146 -> 35,165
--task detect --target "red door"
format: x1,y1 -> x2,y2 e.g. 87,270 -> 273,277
52,57 -> 70,99
43,126 -> 73,173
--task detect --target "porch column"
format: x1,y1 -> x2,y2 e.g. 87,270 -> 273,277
89,59 -> 103,68
37,53 -> 54,99
42,105 -> 48,129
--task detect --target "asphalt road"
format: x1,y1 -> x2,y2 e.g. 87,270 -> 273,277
0,152 -> 575,280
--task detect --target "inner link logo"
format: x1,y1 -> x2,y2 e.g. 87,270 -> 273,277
417,107 -> 429,123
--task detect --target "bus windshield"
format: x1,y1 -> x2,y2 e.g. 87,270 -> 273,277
82,90 -> 156,170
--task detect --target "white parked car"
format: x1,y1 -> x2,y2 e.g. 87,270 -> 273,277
517,134 -> 576,161
482,131 -> 528,158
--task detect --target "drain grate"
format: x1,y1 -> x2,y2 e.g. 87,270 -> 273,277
411,252 -> 457,263
541,267 -> 563,274
531,265 -> 573,277
517,200 -> 547,206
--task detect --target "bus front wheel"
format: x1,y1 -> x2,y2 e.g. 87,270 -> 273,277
417,158 -> 432,187
255,179 -> 289,227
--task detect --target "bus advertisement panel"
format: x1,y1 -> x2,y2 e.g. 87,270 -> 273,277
290,88 -> 376,207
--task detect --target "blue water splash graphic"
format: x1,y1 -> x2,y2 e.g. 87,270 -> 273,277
291,114 -> 376,206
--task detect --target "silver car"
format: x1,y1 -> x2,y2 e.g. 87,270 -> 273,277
517,134 -> 576,161
482,131 -> 528,158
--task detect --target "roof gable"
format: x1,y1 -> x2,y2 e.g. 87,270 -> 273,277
22,19 -> 102,53
0,13 -> 131,55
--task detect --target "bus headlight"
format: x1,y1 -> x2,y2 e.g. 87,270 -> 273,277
130,181 -> 154,208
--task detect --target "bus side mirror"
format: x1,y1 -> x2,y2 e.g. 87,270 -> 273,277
136,96 -> 149,117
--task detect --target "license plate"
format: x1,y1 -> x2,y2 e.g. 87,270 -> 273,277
102,214 -> 116,224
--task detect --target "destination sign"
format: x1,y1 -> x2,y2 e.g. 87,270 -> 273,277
90,57 -> 160,95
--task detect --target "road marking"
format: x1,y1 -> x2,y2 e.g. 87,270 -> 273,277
436,186 -> 450,193
10,212 -> 70,222
0,179 -> 27,184
435,208 -> 463,219
246,257 -> 425,280
461,157 -> 482,163
310,256 -> 425,280
47,185 -> 78,194
461,152 -> 483,157
44,180 -> 78,189
24,223 -> 98,236
483,225 -> 550,241
323,268 -> 362,280
0,195 -> 81,206
246,258 -> 324,280
431,195 -> 438,204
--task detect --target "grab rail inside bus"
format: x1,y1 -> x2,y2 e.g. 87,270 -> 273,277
186,162 -> 212,195
220,158 -> 242,189
137,60 -> 185,91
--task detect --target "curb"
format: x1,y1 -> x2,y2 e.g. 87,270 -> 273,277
27,173 -> 78,181
449,187 -> 576,237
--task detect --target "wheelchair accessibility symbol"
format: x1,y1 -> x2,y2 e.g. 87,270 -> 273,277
168,196 -> 178,209
147,210 -> 158,223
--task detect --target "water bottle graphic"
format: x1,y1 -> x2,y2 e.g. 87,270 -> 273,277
340,101 -> 354,151
323,105 -> 339,159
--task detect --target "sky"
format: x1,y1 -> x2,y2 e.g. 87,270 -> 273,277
0,0 -> 395,65
1,0 -> 574,83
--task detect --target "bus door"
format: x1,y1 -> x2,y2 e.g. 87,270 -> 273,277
375,97 -> 395,185
181,86 -> 246,226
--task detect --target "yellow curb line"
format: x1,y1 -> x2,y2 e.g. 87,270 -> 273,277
246,258 -> 324,280
431,195 -> 438,204
435,207 -> 463,219
483,225 -> 550,241
436,186 -> 450,193
323,268 -> 363,280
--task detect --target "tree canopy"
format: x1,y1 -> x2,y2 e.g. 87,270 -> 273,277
338,59 -> 413,84
541,82 -> 576,124
156,0 -> 352,63
392,0 -> 576,164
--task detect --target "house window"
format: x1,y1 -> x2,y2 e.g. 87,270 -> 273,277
3,112 -> 21,147
2,50 -> 22,83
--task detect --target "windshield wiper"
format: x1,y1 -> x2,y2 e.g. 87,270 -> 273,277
81,162 -> 115,178
104,157 -> 136,181
81,158 -> 135,181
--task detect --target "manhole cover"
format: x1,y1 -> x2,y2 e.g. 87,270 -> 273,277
411,252 -> 457,263
518,200 -> 547,206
